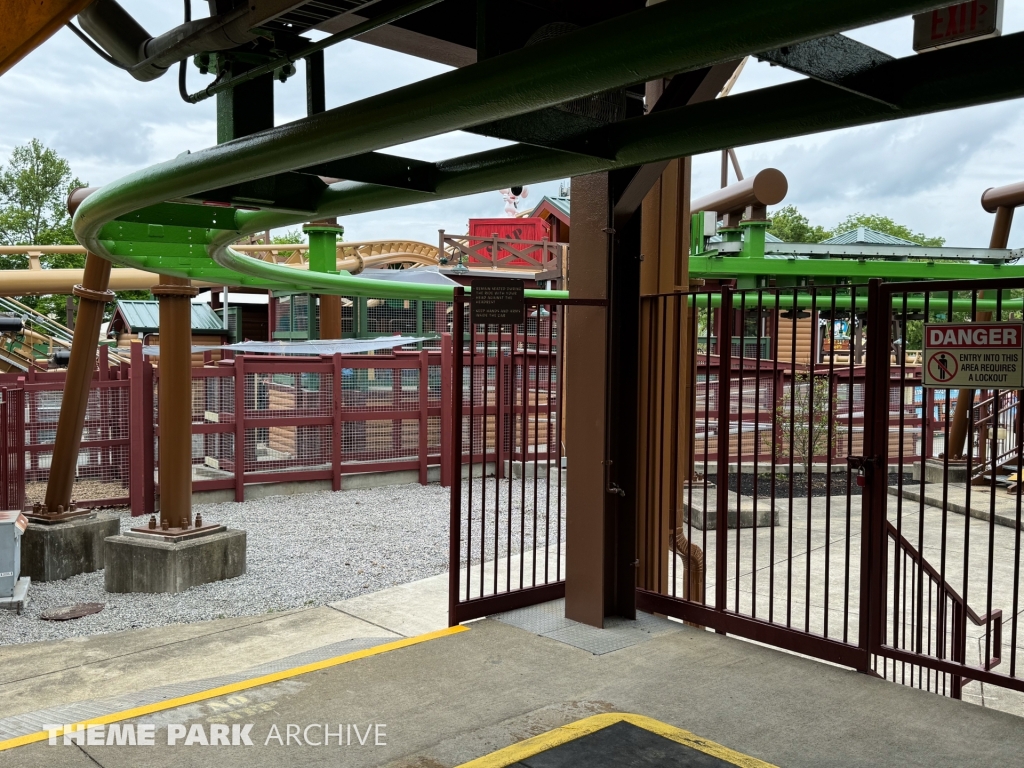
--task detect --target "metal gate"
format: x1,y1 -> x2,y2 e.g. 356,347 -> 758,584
447,289 -> 583,623
633,279 -> 1023,700
447,277 -> 1024,701
865,277 -> 1017,698
634,284 -> 871,669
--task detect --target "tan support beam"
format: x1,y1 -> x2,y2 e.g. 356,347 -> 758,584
636,158 -> 695,594
153,277 -> 199,528
320,295 -> 343,339
43,253 -> 115,513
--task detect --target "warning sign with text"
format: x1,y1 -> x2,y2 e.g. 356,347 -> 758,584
923,322 -> 1024,388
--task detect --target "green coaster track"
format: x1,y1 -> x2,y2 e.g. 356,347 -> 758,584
68,0 -> 1024,302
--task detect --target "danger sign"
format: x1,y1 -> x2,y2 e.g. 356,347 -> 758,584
923,322 -> 1024,388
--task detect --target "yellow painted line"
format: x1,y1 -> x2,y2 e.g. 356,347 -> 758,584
456,712 -> 778,768
0,624 -> 469,753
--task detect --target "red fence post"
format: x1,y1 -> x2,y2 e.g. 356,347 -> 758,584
143,354 -> 155,515
419,349 -> 429,485
234,354 -> 246,502
129,343 -> 145,515
859,277 -> 891,672
440,332 -> 453,487
449,289 -> 466,625
332,353 -> 342,491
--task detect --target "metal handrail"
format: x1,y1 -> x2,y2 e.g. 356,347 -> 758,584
887,521 -> 1002,674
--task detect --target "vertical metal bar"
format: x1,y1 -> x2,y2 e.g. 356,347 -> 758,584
805,287 -> 818,633
532,307 -> 541,586
1012,333 -> 1023,677
824,288 -> 837,637
657,297 -> 669,593
752,290 -> 764,618
985,290 -> 1003,670
894,294 -> 908,653
938,291 -> 954,663
715,286 -> 734,619
787,290 -> 798,628
687,293 -> 701,603
771,289 -> 781,624
669,294 -> 682,601
544,305 -> 554,584
466,319 -> 475,601
735,291 -> 746,614
703,294 -> 712,600
556,306 -> 565,582
958,291 -> 979,695
449,288 -> 465,624
511,319 -> 519,592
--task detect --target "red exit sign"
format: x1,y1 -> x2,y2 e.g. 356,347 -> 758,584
913,1 -> 1003,51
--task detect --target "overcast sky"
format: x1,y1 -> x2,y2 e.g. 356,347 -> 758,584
1,3 -> 1023,248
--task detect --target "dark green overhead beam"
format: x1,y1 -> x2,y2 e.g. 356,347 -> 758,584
76,0 -> 952,250
262,31 -> 1024,227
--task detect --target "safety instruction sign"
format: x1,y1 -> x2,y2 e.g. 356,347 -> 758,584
923,322 -> 1024,388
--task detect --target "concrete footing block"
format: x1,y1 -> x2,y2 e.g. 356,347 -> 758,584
21,511 -> 121,582
913,459 -> 969,484
104,529 -> 247,594
683,484 -> 780,530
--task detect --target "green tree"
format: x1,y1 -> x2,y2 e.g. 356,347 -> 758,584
0,140 -> 87,319
0,139 -> 83,249
0,140 -> 150,324
828,213 -> 945,247
767,205 -> 829,243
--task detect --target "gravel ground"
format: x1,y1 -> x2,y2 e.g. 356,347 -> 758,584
25,480 -> 129,504
0,479 -> 561,647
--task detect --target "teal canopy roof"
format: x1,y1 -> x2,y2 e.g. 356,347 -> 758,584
113,300 -> 227,335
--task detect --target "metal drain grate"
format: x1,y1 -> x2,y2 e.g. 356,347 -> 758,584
491,599 -> 683,655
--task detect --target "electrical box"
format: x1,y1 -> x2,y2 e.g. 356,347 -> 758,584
0,510 -> 27,598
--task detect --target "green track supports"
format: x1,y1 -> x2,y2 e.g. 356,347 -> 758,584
69,2 -> 1021,303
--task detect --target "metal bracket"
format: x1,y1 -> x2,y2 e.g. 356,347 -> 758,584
846,455 -> 883,470
607,483 -> 626,497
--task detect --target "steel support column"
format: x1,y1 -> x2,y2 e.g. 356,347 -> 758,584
565,170 -> 640,626
153,277 -> 198,528
43,252 -> 114,513
305,219 -> 344,339
636,157 -> 694,595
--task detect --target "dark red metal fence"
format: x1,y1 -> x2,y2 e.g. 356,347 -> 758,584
866,277 -> 1023,699
633,280 -> 1024,702
1,343 -> 455,513
448,289 -> 574,623
0,386 -> 25,511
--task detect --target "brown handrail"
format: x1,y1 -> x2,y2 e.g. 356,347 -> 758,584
886,521 -> 1002,675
